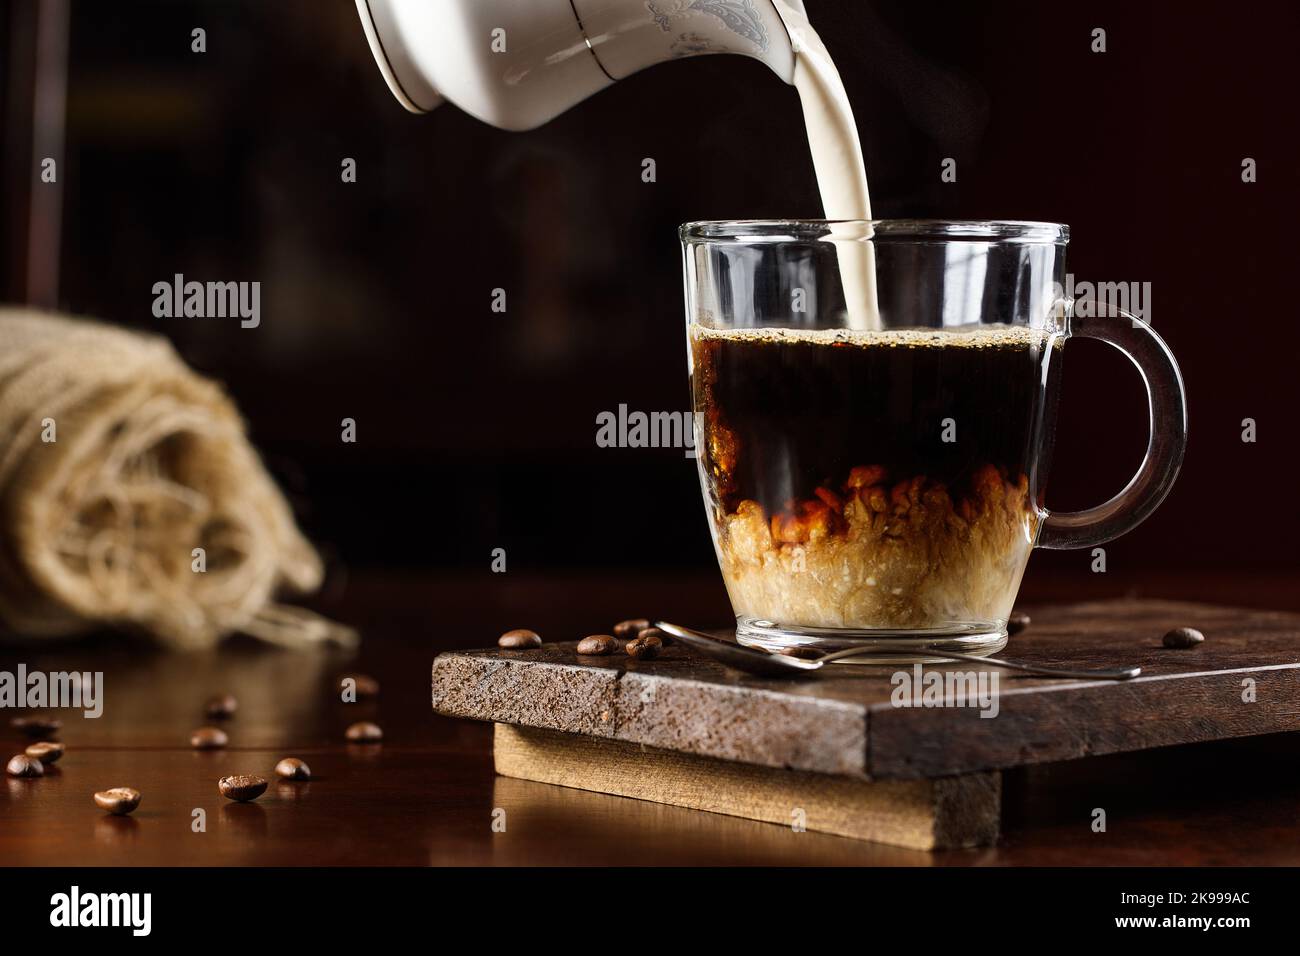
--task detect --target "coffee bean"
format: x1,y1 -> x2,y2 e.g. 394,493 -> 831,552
498,629 -> 542,649
576,634 -> 616,655
777,646 -> 822,660
93,787 -> 141,815
275,757 -> 311,781
218,775 -> 267,802
1007,611 -> 1031,635
640,626 -> 672,647
6,754 -> 44,778
10,716 -> 61,738
341,674 -> 380,698
24,741 -> 64,764
205,694 -> 238,719
345,721 -> 383,743
625,633 -> 663,660
1163,626 -> 1204,649
190,727 -> 229,750
613,618 -> 651,639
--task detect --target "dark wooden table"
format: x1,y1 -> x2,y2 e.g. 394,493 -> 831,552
3,569 -> 1299,866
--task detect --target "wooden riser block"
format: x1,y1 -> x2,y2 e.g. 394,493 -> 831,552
493,724 -> 1000,851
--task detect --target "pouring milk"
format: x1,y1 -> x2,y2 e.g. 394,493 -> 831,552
773,0 -> 881,330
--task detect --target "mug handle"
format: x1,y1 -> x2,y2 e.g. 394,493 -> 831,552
1037,303 -> 1188,550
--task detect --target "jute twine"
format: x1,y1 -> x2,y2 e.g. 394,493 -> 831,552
0,309 -> 355,649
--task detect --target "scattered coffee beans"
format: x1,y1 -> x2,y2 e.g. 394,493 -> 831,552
613,618 -> 651,639
93,787 -> 141,815
218,775 -> 267,802
1163,626 -> 1205,649
275,757 -> 311,780
205,693 -> 238,719
625,633 -> 663,660
190,727 -> 229,750
345,721 -> 383,743
498,629 -> 542,649
576,634 -> 616,655
341,674 -> 380,697
24,741 -> 64,764
10,716 -> 61,738
6,754 -> 44,778
1007,611 -> 1031,635
640,626 -> 672,646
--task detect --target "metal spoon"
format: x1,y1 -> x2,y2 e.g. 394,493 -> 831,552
654,621 -> 1141,681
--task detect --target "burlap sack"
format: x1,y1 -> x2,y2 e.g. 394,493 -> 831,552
0,308 -> 354,649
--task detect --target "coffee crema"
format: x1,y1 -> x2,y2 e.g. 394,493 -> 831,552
691,324 -> 1060,631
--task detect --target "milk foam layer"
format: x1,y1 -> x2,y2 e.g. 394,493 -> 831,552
691,324 -> 1055,350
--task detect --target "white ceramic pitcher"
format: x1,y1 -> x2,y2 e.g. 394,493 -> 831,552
356,0 -> 808,129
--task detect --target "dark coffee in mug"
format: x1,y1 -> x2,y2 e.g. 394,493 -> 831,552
691,324 -> 1062,633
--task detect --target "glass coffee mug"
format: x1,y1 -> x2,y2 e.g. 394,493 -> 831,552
681,220 -> 1186,661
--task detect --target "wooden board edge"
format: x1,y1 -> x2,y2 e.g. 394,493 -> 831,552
492,723 -> 999,851
433,651 -> 871,779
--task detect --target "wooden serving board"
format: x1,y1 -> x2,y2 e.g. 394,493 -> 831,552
433,599 -> 1300,780
432,600 -> 1300,848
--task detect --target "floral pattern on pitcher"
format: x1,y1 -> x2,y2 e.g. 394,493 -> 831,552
647,0 -> 770,52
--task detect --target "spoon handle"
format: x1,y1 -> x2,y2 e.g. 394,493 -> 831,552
817,645 -> 1141,680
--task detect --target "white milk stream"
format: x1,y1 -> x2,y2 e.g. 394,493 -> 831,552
773,0 -> 881,330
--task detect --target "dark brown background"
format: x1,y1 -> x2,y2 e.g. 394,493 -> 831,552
3,0 -> 1297,609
